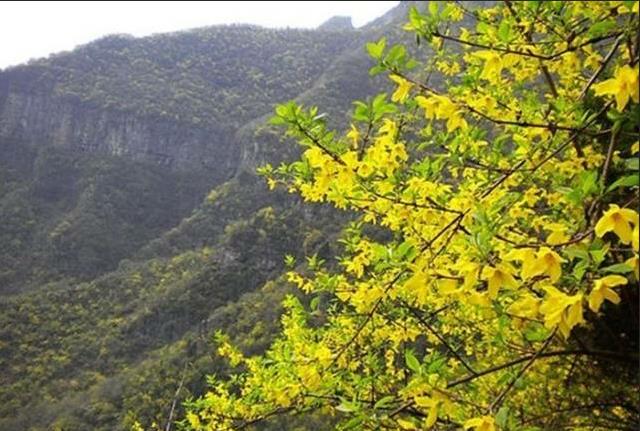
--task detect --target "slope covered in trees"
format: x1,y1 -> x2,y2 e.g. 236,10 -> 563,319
0,3 -> 417,430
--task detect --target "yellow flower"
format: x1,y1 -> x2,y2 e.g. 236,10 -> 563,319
546,223 -> 570,245
588,275 -> 627,312
446,113 -> 468,132
415,94 -> 466,131
415,95 -> 439,120
593,65 -> 639,111
357,162 -> 374,178
464,415 -> 496,431
539,286 -> 584,339
341,150 -> 359,170
507,294 -> 541,319
504,248 -> 538,280
346,124 -> 360,149
531,247 -> 566,282
474,50 -> 503,83
187,412 -> 201,429
595,204 -> 639,244
414,396 -> 439,428
481,263 -> 518,298
389,74 -> 413,103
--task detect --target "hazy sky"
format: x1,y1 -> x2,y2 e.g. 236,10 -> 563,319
0,1 -> 399,69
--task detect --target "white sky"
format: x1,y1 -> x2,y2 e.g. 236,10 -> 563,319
0,1 -> 399,69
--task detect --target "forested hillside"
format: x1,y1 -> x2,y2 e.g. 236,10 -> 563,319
0,3 -> 414,430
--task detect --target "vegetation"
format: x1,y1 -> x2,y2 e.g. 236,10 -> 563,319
183,2 -> 639,430
1,2 -> 638,430
0,145 -> 212,292
1,6 -> 409,428
5,26 -> 356,130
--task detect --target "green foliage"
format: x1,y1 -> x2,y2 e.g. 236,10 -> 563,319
0,3 -> 424,430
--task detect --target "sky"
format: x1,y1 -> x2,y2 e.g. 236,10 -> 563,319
0,1 -> 399,69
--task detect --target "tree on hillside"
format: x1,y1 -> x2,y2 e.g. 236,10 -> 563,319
180,2 -> 639,430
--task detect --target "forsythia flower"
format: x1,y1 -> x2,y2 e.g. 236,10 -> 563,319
504,248 -> 537,280
593,65 -> 639,111
481,263 -> 518,298
346,124 -> 360,148
474,50 -> 503,82
508,294 -> 541,319
595,204 -> 639,244
546,223 -> 570,245
588,275 -> 627,312
415,95 -> 467,131
187,412 -> 201,429
539,286 -> 584,339
390,74 -> 413,102
464,415 -> 496,431
531,247 -> 566,282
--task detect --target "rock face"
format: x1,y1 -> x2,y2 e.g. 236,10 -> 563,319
0,88 -> 240,182
318,16 -> 354,31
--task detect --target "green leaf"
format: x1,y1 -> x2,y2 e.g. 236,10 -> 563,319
405,350 -> 421,373
587,21 -> 616,38
476,22 -> 491,35
573,260 -> 589,281
601,263 -> 633,274
564,245 -> 589,261
496,406 -> 510,428
498,20 -> 512,42
395,241 -> 415,260
625,157 -> 639,171
385,44 -> 407,65
429,1 -> 439,17
269,115 -> 286,125
365,37 -> 386,60
408,6 -> 425,30
310,296 -> 320,311
590,248 -> 608,266
336,401 -> 357,413
368,64 -> 386,76
284,254 -> 296,268
427,356 -> 446,374
524,324 -> 549,342
607,174 -> 639,192
341,416 -> 363,430
374,395 -> 395,410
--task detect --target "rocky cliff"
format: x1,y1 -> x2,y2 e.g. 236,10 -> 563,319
0,89 -> 238,178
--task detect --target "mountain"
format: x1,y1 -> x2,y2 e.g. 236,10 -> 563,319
0,3 -> 423,430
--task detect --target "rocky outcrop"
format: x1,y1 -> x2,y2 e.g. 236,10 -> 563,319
318,16 -> 354,31
0,87 -> 240,180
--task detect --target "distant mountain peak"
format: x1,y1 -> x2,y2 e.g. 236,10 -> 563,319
318,16 -> 354,31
